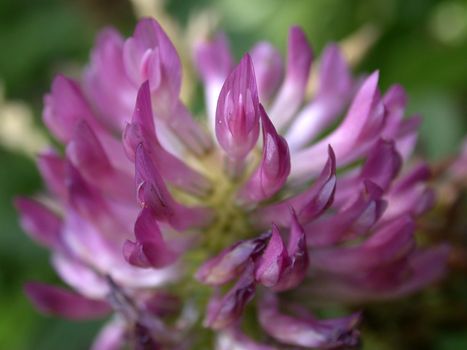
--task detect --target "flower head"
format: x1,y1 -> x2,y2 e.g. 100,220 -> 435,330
16,17 -> 449,349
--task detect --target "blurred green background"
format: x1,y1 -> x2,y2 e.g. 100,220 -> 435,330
0,0 -> 466,349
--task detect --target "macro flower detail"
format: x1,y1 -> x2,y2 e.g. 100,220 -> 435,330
15,17 -> 450,349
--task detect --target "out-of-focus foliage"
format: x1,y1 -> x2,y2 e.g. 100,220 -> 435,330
0,0 -> 465,349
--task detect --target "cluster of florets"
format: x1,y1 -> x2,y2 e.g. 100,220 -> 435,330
16,18 -> 449,349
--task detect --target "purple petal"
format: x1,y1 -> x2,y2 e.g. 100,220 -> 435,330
14,198 -> 62,249
333,138 -> 402,207
258,293 -> 360,349
66,162 -> 126,237
312,215 -> 416,274
274,210 -> 309,291
215,54 -> 260,160
124,18 -> 181,97
52,253 -> 109,299
269,26 -> 313,130
67,121 -> 134,202
67,120 -> 113,179
255,225 -> 289,287
25,282 -> 111,320
285,44 -> 352,151
291,71 -> 383,182
238,105 -> 290,203
195,33 -> 234,85
204,263 -> 256,330
123,207 -> 177,268
37,150 -> 67,200
382,84 -> 407,137
134,144 -> 212,230
255,146 -> 336,227
316,44 -> 352,101
307,181 -> 387,247
164,100 -> 213,155
84,28 -> 133,130
43,75 -> 93,142
390,244 -> 451,297
334,139 -> 402,206
305,244 -> 450,303
124,82 -> 211,195
123,19 -> 212,154
383,163 -> 434,220
250,42 -> 283,102
196,233 -> 270,285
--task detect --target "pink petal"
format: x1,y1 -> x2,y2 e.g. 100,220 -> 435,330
196,233 -> 270,285
250,42 -> 283,102
194,33 -> 234,130
91,318 -> 126,350
134,144 -> 212,230
268,26 -> 313,130
14,197 -> 62,249
124,82 -> 211,195
285,44 -> 352,151
291,71 -> 383,182
255,146 -> 336,227
204,263 -> 256,330
312,215 -> 416,274
123,207 -> 177,268
255,225 -> 289,287
258,293 -> 360,349
238,105 -> 290,203
25,282 -> 111,320
37,150 -> 67,200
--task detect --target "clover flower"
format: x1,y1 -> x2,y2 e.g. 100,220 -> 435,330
16,18 -> 450,349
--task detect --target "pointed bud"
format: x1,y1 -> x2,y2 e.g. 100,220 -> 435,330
238,105 -> 290,203
216,54 -> 260,160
